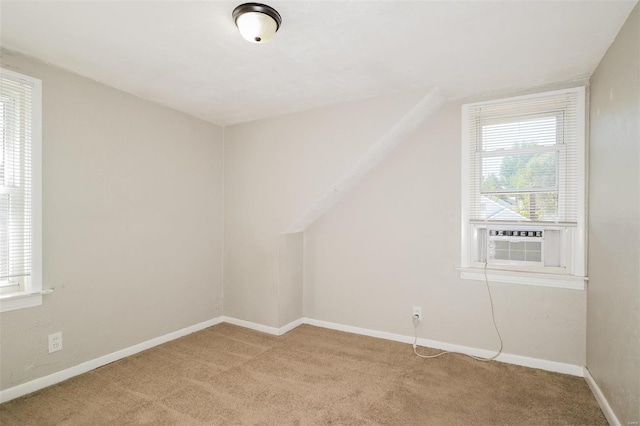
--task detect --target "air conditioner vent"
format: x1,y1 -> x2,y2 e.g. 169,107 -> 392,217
473,225 -> 568,272
490,240 -> 542,264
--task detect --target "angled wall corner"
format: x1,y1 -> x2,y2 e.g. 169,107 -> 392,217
276,87 -> 446,328
224,87 -> 445,329
278,232 -> 304,328
284,87 -> 445,234
587,2 -> 640,425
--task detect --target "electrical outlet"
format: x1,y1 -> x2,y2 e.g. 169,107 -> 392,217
48,332 -> 62,353
412,306 -> 422,321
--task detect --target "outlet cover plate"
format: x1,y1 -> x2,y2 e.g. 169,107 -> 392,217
413,306 -> 422,320
48,332 -> 62,353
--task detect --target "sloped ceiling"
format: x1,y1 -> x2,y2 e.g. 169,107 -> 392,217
0,1 -> 636,125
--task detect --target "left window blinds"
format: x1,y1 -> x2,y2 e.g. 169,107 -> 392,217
0,71 -> 35,290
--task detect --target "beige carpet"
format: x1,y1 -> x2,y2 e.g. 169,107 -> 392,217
0,323 -> 606,425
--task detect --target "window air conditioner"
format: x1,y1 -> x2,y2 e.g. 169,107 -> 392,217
474,225 -> 567,271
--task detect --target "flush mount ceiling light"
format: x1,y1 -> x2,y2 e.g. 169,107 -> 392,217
233,3 -> 282,44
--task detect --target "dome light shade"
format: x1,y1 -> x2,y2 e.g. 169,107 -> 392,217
233,3 -> 282,44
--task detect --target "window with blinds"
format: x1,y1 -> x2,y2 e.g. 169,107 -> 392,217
467,91 -> 582,225
0,68 -> 41,297
461,87 -> 586,282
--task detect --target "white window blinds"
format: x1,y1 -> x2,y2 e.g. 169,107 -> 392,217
465,89 -> 583,224
1,71 -> 35,288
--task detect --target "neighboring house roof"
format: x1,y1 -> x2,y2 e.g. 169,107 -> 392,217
481,196 -> 530,221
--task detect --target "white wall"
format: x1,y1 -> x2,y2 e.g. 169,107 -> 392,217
224,80 -> 587,365
304,100 -> 587,365
278,232 -> 303,327
223,90 -> 428,327
587,3 -> 640,424
4,28 -> 626,393
0,50 -> 224,391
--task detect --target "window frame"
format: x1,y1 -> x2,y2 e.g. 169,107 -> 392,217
477,111 -> 565,222
0,67 -> 43,312
460,87 -> 586,290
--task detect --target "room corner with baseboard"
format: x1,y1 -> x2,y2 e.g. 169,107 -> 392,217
586,3 -> 640,425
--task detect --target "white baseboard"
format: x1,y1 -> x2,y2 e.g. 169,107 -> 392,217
279,317 -> 305,335
222,316 -> 280,335
0,316 -> 224,404
222,316 -> 304,336
0,315 -> 586,404
584,367 -> 621,426
303,317 -> 584,377
304,318 -> 415,344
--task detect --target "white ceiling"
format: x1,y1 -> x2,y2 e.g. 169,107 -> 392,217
0,1 -> 636,126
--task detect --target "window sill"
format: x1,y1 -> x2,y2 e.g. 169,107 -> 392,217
458,267 -> 587,290
0,290 -> 47,313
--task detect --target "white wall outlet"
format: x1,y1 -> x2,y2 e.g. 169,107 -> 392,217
48,332 -> 62,353
412,306 -> 422,321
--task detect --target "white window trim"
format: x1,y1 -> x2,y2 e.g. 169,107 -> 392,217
460,87 -> 587,290
457,267 -> 586,290
0,68 -> 43,312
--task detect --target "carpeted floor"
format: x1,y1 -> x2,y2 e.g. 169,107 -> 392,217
0,323 -> 606,425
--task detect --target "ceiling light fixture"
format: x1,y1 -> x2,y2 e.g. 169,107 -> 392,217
233,3 -> 282,44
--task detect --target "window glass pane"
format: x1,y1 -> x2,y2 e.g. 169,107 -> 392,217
481,115 -> 557,152
0,194 -> 8,282
481,192 -> 558,221
0,75 -> 32,284
0,100 -> 4,183
1,96 -> 19,188
481,151 -> 557,192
